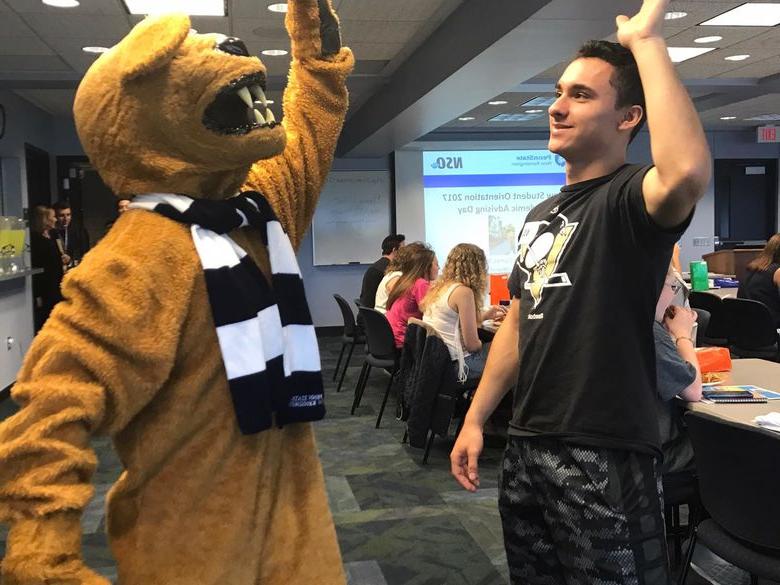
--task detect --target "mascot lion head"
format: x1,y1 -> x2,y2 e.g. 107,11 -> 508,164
74,14 -> 286,199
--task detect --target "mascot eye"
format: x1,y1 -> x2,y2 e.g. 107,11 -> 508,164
217,37 -> 250,57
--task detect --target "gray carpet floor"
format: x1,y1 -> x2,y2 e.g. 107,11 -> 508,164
0,333 -> 768,584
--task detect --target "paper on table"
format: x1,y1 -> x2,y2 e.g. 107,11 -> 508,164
754,412 -> 780,433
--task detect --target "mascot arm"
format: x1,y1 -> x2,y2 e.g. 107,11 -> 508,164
243,0 -> 354,251
0,217 -> 196,584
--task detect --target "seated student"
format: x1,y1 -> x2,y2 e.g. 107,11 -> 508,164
654,266 -> 703,474
738,233 -> 780,327
359,234 -> 405,309
374,242 -> 425,314
421,243 -> 505,382
385,243 -> 438,348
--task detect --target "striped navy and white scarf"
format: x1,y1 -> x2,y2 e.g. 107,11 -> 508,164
130,191 -> 324,434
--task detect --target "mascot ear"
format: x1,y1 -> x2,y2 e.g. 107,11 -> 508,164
118,13 -> 191,82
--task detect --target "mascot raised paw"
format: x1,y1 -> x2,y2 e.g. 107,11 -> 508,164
0,1 -> 353,583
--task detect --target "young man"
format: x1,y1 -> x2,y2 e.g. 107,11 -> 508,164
450,1 -> 711,583
53,200 -> 90,265
359,233 -> 405,308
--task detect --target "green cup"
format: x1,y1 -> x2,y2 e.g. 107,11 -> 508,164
690,260 -> 708,291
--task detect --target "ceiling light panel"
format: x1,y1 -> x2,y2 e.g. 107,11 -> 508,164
694,36 -> 722,44
521,96 -> 556,107
664,11 -> 687,20
42,0 -> 80,7
667,46 -> 716,63
700,3 -> 780,26
489,113 -> 544,122
122,0 -> 226,16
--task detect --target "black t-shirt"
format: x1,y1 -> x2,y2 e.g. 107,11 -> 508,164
507,164 -> 691,454
738,263 -> 780,327
360,256 -> 390,308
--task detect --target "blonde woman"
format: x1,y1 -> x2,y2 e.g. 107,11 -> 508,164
422,243 -> 505,382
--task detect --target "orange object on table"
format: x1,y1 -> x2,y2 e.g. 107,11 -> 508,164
490,273 -> 510,305
695,346 -> 732,373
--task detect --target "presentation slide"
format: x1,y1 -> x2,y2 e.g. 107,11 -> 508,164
423,150 -> 566,274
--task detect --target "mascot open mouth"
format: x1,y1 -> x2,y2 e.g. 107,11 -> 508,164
203,72 -> 278,135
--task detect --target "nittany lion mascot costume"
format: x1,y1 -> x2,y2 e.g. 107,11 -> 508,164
0,0 -> 353,583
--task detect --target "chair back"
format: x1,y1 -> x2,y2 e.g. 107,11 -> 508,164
692,308 -> 710,347
686,412 -> 780,549
722,297 -> 780,352
689,291 -> 728,341
358,306 -> 397,360
333,294 -> 359,337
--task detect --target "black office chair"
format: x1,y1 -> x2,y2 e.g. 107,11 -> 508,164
689,292 -> 728,346
352,306 -> 399,428
692,308 -> 710,348
332,294 -> 365,393
722,297 -> 780,361
679,412 -> 780,585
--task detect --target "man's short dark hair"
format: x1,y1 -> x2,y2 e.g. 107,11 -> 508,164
576,40 -> 646,142
53,200 -> 71,212
381,234 -> 405,255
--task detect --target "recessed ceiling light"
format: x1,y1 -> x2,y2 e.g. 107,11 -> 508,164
458,117 -> 475,121
720,116 -> 737,120
724,54 -> 750,61
667,46 -> 716,63
42,0 -> 80,7
488,100 -> 508,106
267,2 -> 288,12
701,3 -> 780,26
524,109 -> 544,114
122,0 -> 225,16
82,46 -> 109,54
664,11 -> 687,20
261,49 -> 288,56
266,100 -> 275,105
694,36 -> 722,44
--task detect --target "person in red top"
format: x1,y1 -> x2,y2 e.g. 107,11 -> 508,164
385,243 -> 438,348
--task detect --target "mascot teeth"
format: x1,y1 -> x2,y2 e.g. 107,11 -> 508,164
265,109 -> 276,124
249,85 -> 266,106
253,109 -> 264,125
237,87 -> 253,108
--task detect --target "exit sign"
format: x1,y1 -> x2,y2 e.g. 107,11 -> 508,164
757,126 -> 779,143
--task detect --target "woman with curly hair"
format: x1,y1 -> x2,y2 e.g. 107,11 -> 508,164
422,243 -> 506,382
385,243 -> 438,347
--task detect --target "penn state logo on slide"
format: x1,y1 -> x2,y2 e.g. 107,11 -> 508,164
516,214 -> 578,310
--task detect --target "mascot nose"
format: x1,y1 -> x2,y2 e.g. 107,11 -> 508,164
217,37 -> 250,57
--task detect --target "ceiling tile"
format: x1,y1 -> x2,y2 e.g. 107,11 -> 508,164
13,89 -> 76,117
23,13 -> 131,39
188,16 -> 230,35
340,20 -> 419,45
666,26 -> 769,49
0,9 -> 38,36
0,54 -> 70,71
0,35 -> 55,55
717,55 -> 780,79
337,0 -> 454,22
4,0 -> 127,15
346,42 -> 405,61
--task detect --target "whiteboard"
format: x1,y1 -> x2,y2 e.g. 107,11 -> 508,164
312,170 -> 391,265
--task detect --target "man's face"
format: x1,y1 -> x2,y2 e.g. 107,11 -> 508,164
548,58 -> 628,162
118,199 -> 130,214
56,207 -> 72,228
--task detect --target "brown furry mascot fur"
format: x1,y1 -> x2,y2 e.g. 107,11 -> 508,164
0,1 -> 353,583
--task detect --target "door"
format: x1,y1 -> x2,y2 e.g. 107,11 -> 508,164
714,159 -> 778,245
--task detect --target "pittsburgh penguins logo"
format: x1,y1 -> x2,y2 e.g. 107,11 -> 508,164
516,213 -> 578,309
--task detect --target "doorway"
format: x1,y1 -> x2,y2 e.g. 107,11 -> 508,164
714,159 -> 778,247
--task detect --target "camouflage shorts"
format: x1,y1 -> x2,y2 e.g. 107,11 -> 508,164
499,437 -> 670,585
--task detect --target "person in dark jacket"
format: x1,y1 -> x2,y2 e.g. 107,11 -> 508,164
359,234 -> 405,308
738,233 -> 780,327
30,205 -> 66,331
53,200 -> 90,265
